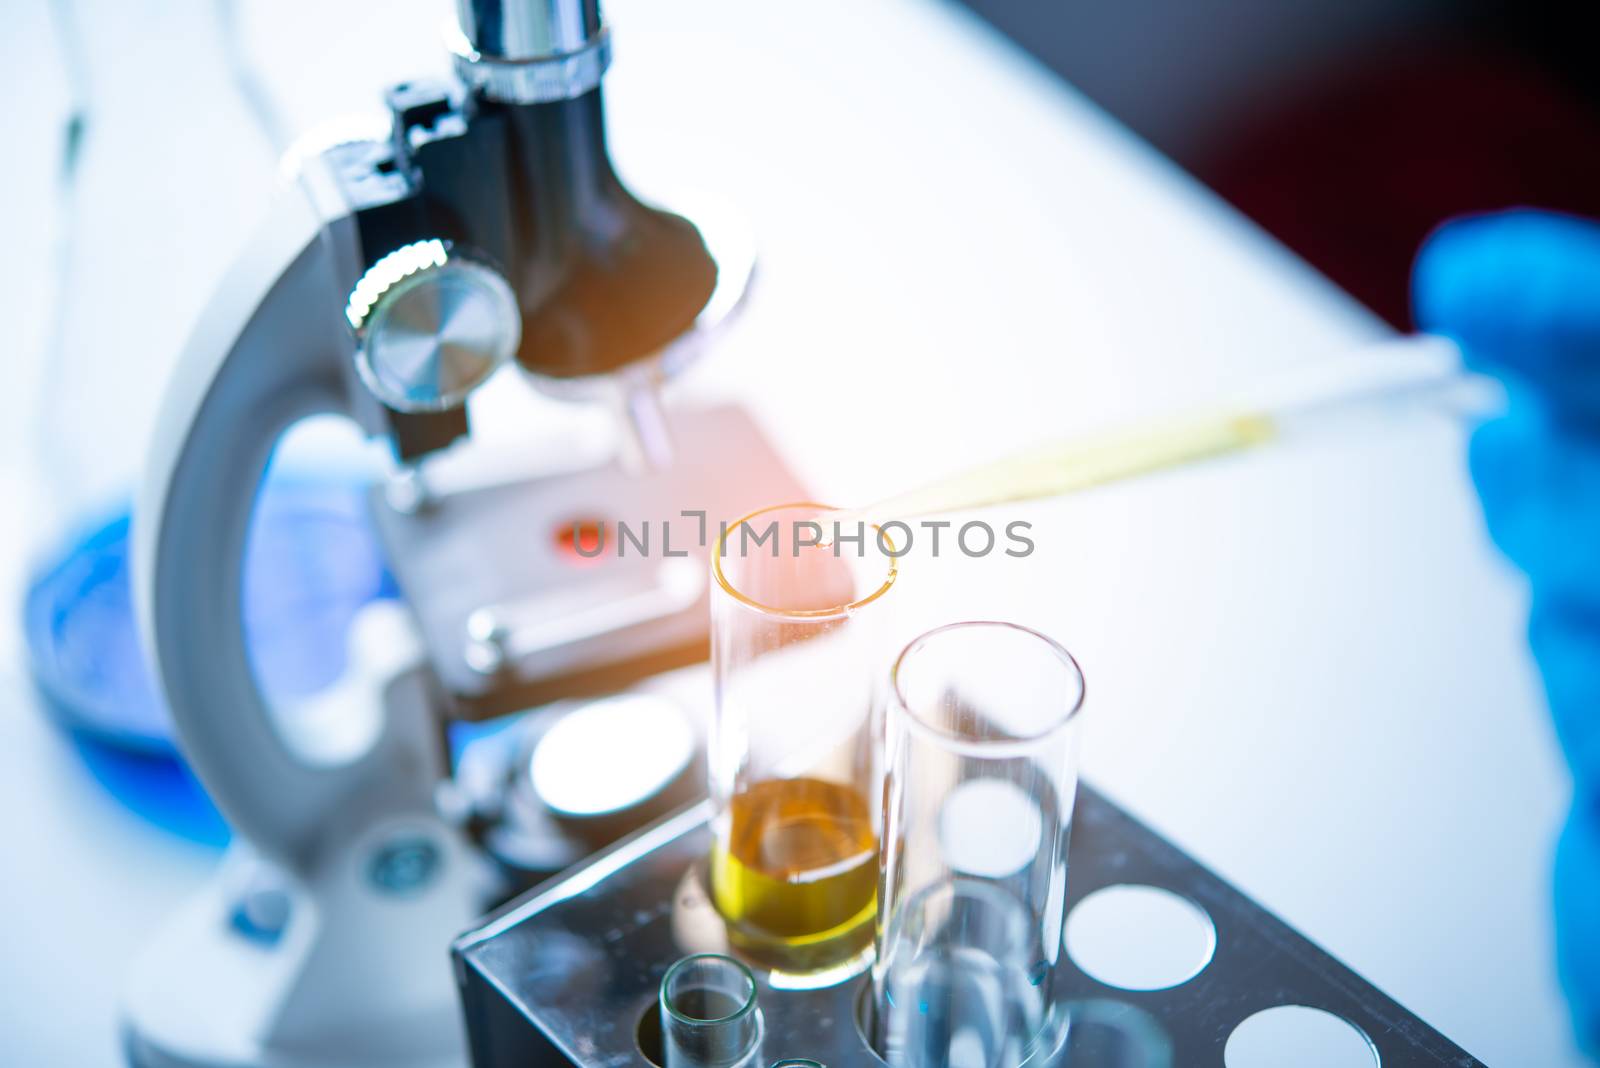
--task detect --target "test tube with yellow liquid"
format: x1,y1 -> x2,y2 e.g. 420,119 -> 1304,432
709,503 -> 900,978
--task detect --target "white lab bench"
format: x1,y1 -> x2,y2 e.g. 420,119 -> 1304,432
0,0 -> 1577,1064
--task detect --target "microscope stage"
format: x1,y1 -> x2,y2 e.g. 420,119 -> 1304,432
371,405 -> 807,719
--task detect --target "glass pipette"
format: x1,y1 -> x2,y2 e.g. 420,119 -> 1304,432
834,334 -> 1499,529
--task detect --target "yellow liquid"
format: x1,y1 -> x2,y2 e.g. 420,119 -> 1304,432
711,778 -> 878,969
831,411 -> 1278,529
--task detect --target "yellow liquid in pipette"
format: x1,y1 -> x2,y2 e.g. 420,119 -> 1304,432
835,334 -> 1486,527
843,411 -> 1279,526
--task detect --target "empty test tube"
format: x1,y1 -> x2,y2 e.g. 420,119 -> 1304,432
878,878 -> 1043,1068
660,954 -> 763,1068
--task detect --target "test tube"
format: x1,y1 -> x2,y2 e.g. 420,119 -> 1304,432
660,954 -> 763,1068
709,503 -> 899,975
876,621 -> 1087,1063
878,878 -> 1042,1068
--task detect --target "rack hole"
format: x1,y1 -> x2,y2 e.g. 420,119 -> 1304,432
1224,1005 -> 1379,1067
636,998 -> 665,1067
1064,884 -> 1215,990
851,980 -> 890,1066
1062,1000 -> 1172,1067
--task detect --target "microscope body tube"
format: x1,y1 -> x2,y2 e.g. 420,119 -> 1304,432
376,0 -> 714,461
455,0 -> 603,62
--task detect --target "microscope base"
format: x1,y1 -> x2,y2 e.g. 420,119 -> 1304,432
123,837 -> 475,1068
122,608 -> 482,1068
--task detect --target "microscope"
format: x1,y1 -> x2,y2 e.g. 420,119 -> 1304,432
125,2 -> 800,1065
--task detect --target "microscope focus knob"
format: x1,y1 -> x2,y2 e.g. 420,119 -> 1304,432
346,239 -> 521,412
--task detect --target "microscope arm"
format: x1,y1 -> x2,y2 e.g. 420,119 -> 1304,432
135,182 -> 367,871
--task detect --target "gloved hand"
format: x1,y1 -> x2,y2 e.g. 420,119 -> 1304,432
1414,209 -> 1600,1056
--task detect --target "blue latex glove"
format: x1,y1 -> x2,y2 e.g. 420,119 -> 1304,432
1414,209 -> 1600,1055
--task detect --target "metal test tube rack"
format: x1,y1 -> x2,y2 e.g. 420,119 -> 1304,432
454,785 -> 1484,1067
